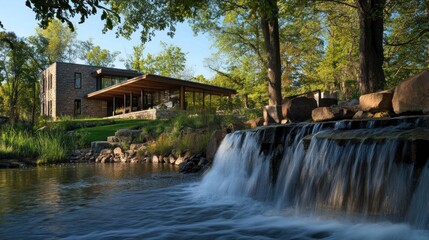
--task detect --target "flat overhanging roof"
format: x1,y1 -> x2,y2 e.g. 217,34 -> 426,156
86,74 -> 237,100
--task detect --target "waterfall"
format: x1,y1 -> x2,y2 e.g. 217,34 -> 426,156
200,117 -> 429,228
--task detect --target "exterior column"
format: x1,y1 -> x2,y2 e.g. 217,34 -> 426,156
141,89 -> 144,110
202,92 -> 205,110
209,94 -> 212,110
130,92 -> 133,112
124,94 -> 126,114
180,86 -> 185,110
193,92 -> 195,107
113,96 -> 116,116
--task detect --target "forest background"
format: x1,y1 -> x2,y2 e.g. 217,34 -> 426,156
1,0 -> 428,123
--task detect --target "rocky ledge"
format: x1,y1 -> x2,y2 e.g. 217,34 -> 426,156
66,128 -> 228,174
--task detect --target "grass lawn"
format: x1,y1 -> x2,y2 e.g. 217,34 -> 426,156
76,119 -> 167,146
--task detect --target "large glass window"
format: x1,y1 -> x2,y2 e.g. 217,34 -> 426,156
75,72 -> 82,89
101,76 -> 128,89
74,99 -> 81,115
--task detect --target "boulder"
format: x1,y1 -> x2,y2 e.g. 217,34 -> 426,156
245,117 -> 264,128
107,136 -> 119,143
169,155 -> 176,164
206,130 -> 226,161
359,90 -> 393,113
130,143 -> 145,151
373,111 -> 390,118
392,70 -> 429,114
263,105 -> 282,125
282,97 -> 317,122
113,147 -> 123,156
125,150 -> 136,159
175,156 -> 184,165
152,155 -> 159,163
99,149 -> 112,155
91,141 -> 112,154
179,161 -> 201,173
353,111 -> 374,119
312,106 -> 356,122
115,129 -> 142,144
198,157 -> 209,166
319,98 -> 338,107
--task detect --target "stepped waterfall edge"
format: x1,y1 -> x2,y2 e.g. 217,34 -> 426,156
200,116 -> 429,229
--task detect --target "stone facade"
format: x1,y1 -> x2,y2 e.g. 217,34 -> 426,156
40,62 -> 138,119
106,109 -> 177,120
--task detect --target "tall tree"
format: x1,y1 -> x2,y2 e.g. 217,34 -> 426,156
79,39 -> 119,67
315,1 -> 360,99
28,19 -> 77,66
0,32 -> 34,122
356,0 -> 386,94
124,42 -> 187,78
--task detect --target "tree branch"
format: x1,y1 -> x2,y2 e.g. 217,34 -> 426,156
207,65 -> 244,86
220,29 -> 265,64
315,0 -> 358,9
386,28 -> 429,46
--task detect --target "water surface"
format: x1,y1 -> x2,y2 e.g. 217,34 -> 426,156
1,163 -> 428,239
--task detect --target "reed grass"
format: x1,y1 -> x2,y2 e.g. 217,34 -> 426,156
0,126 -> 83,164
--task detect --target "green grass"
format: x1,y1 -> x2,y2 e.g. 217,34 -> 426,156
76,119 -> 167,145
0,127 -> 82,164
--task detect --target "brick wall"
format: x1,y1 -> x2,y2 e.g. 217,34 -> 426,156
40,62 -> 139,119
54,63 -> 106,118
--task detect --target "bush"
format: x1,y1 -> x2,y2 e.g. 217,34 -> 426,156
146,134 -> 175,156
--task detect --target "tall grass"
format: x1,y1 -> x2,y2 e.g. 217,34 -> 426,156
0,126 -> 85,164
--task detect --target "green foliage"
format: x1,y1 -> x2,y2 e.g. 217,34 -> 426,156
0,32 -> 39,122
147,130 -> 212,157
146,134 -> 175,156
0,125 -> 84,164
79,38 -> 120,67
124,42 -> 188,78
383,0 -> 429,88
30,19 -> 77,65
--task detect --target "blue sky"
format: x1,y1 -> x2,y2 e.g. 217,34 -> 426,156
0,1 -> 216,78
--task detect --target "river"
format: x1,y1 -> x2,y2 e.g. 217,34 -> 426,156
1,163 -> 428,239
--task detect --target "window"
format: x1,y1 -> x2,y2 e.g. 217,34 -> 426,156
75,73 -> 82,89
41,74 -> 45,93
48,73 -> 52,90
101,76 -> 128,89
74,99 -> 81,115
48,100 -> 52,116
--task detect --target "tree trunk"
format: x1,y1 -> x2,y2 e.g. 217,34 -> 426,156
260,0 -> 282,106
357,0 -> 386,94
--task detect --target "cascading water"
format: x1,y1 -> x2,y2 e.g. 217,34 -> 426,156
200,117 -> 429,229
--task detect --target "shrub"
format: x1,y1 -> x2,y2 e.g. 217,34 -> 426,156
146,134 -> 175,156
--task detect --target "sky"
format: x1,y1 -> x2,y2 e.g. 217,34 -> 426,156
0,1 -> 217,78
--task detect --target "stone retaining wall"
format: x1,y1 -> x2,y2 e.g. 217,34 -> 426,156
105,109 -> 177,120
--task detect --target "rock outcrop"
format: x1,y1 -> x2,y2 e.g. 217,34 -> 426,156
359,90 -> 393,113
282,96 -> 317,122
392,70 -> 429,114
312,106 -> 356,122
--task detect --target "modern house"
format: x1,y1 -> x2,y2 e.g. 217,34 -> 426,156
40,62 -> 236,119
